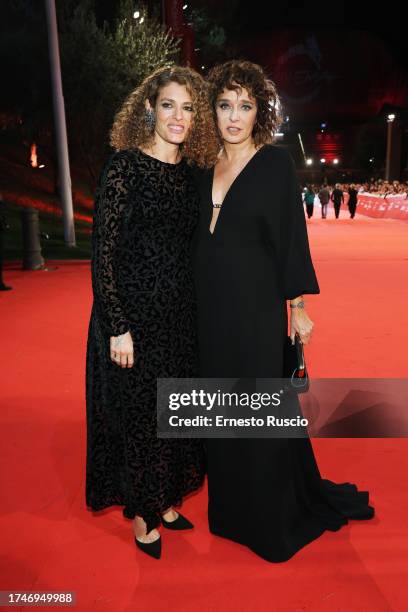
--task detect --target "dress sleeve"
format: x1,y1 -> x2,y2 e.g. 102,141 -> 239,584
91,151 -> 131,337
279,151 -> 320,300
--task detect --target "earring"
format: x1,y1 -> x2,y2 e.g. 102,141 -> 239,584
144,109 -> 156,130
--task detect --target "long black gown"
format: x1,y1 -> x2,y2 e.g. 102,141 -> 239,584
86,148 -> 205,533
192,144 -> 374,562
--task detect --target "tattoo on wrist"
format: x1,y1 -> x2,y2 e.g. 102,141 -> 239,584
289,300 -> 305,309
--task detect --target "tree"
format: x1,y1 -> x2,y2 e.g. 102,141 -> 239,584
0,0 -> 180,185
184,2 -> 239,69
58,0 -> 180,182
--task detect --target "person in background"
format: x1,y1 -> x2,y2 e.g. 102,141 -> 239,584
304,184 -> 315,218
318,184 -> 330,218
0,192 -> 12,291
330,183 -> 344,219
347,183 -> 358,218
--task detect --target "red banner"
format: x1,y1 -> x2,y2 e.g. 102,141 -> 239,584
355,194 -> 408,220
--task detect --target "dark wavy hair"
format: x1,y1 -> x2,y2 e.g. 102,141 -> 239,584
206,60 -> 282,146
110,65 -> 220,168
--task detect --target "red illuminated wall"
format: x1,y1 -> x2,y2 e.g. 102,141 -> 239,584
313,131 -> 343,162
246,29 -> 408,122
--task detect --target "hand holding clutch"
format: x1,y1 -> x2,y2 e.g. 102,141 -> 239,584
283,332 -> 310,393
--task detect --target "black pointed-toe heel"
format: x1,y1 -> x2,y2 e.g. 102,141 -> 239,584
134,535 -> 161,559
161,512 -> 194,530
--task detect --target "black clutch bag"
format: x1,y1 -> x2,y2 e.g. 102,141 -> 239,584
283,333 -> 310,393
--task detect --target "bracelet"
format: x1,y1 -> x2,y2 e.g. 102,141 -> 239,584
289,300 -> 305,309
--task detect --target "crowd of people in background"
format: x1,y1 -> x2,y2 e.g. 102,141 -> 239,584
361,179 -> 408,195
302,179 -> 408,219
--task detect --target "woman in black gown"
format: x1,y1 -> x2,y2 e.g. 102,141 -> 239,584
85,66 -> 219,559
192,60 -> 374,563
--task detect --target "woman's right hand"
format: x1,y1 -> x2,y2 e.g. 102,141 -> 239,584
110,331 -> 134,368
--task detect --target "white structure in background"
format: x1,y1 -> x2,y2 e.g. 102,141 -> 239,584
44,0 -> 75,246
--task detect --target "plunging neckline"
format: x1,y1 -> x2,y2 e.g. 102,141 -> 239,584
209,145 -> 266,235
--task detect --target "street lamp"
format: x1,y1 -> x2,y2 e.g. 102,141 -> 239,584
44,0 -> 75,246
385,113 -> 396,181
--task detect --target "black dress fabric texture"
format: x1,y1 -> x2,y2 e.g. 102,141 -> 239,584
192,144 -> 374,562
85,148 -> 205,533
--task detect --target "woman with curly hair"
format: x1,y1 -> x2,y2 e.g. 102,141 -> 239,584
192,60 -> 374,562
85,65 -> 219,559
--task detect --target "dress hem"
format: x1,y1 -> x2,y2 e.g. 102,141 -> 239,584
86,477 -> 205,532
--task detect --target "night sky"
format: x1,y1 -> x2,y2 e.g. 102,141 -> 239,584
97,0 -> 408,70
208,0 -> 408,70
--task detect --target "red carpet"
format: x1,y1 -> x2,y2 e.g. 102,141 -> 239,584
1,207 -> 407,611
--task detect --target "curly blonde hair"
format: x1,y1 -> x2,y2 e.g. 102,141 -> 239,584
110,65 -> 220,168
207,60 -> 282,146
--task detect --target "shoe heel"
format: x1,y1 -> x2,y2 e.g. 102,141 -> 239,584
134,535 -> 161,559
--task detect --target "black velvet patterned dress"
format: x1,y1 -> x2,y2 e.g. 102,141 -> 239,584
85,148 -> 205,533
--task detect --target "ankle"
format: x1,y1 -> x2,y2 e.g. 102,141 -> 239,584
161,508 -> 179,522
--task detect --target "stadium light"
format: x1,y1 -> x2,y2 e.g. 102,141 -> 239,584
306,158 -> 313,166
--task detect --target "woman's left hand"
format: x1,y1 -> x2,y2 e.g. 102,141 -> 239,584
290,309 -> 314,345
